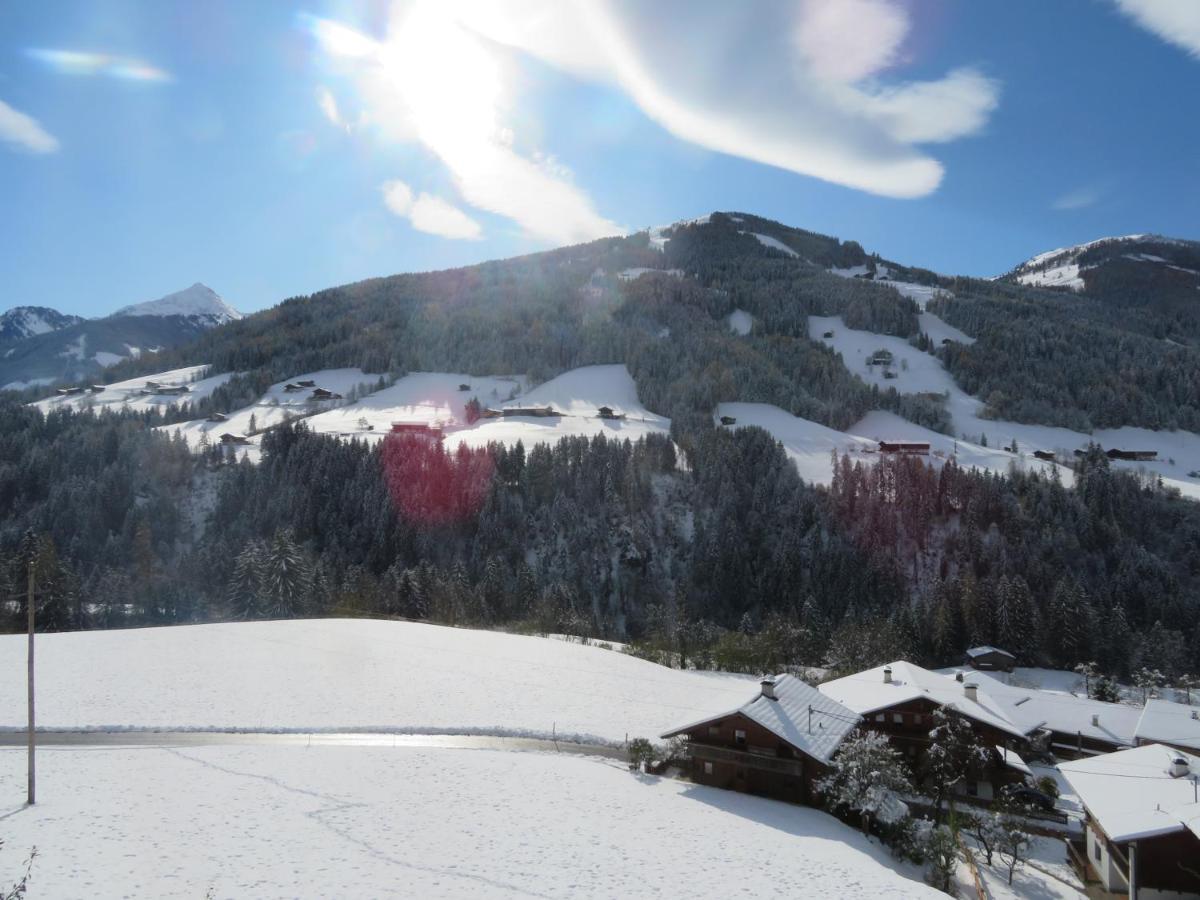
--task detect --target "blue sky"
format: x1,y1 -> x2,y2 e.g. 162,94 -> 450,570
1,0 -> 1198,317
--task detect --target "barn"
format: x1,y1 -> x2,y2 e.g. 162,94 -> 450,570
877,440 -> 930,455
963,645 -> 1017,673
661,675 -> 860,806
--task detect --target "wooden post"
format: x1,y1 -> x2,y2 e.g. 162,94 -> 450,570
27,562 -> 35,806
1127,841 -> 1137,900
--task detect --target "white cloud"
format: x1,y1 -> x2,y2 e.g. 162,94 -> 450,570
0,98 -> 59,154
793,0 -> 909,83
1052,186 -> 1102,211
1113,0 -> 1200,59
382,178 -> 483,239
316,86 -> 344,129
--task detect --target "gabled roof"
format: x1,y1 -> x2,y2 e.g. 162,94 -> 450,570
937,667 -> 1141,747
661,673 -> 860,765
1059,744 -> 1200,842
1135,699 -> 1200,752
818,661 -> 1030,740
965,645 -> 1015,660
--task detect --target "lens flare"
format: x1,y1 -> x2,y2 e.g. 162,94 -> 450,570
26,48 -> 172,83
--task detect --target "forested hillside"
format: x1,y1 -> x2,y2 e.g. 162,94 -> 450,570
3,211 -> 1199,682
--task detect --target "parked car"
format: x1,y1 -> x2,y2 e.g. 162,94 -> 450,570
1001,785 -> 1056,813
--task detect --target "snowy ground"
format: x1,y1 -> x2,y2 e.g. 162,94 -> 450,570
0,745 -> 939,899
32,365 -> 234,415
727,308 -> 753,335
742,231 -> 799,257
0,619 -> 750,744
808,315 -> 1200,498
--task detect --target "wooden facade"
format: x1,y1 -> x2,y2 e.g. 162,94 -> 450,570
964,646 -> 1016,673
1070,813 -> 1200,898
668,711 -> 824,805
878,440 -> 930,455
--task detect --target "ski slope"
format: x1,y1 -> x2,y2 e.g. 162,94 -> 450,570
33,365 -> 234,415
0,743 -> 938,899
0,619 -> 749,743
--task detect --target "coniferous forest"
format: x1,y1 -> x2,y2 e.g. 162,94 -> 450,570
3,213 -> 1199,683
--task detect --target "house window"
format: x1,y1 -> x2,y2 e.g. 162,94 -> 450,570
703,761 -> 714,775
1093,839 -> 1101,862
893,713 -> 904,725
734,729 -> 746,746
966,781 -> 978,797
875,714 -> 885,723
913,714 -> 923,726
707,725 -> 719,737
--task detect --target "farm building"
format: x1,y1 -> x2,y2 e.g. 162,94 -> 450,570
661,675 -> 860,806
877,440 -> 930,455
207,412 -> 228,423
154,385 -> 190,396
1134,700 -> 1200,755
283,383 -> 304,393
819,661 -> 1031,800
458,383 -> 470,391
597,406 -> 623,420
963,646 -> 1016,673
867,350 -> 894,366
89,384 -> 105,393
1107,448 -> 1158,462
1060,745 -> 1200,898
219,433 -> 251,446
1032,450 -> 1056,461
55,386 -> 85,396
295,380 -> 316,388
310,388 -> 342,401
482,406 -> 558,418
390,422 -> 444,439
720,415 -> 737,426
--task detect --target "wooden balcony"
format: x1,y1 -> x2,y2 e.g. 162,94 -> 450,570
688,742 -> 805,777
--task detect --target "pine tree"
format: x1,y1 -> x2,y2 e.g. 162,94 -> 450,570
228,539 -> 266,620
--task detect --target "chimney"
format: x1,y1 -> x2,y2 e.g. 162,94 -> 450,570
883,666 -> 893,684
1091,714 -> 1099,727
1169,756 -> 1190,778
955,672 -> 964,683
963,683 -> 978,703
760,677 -> 777,701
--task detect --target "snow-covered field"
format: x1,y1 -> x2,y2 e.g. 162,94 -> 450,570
0,744 -> 939,899
727,308 -> 753,335
742,231 -> 799,257
33,364 -> 234,415
0,619 -> 749,743
807,315 -> 1200,497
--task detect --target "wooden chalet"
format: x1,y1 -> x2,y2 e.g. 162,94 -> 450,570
295,380 -> 316,388
1107,448 -> 1158,462
144,381 -> 161,390
154,384 -> 190,396
1061,746 -> 1200,898
820,661 -> 1032,801
89,385 -> 105,393
822,330 -> 835,338
390,421 -> 444,439
207,412 -> 228,423
661,675 -> 860,806
310,388 -> 342,401
283,383 -> 304,393
458,383 -> 471,391
719,415 -> 737,426
482,406 -> 557,418
867,350 -> 894,366
877,440 -> 930,455
1134,700 -> 1200,756
963,645 -> 1016,673
55,386 -> 85,396
597,406 -> 622,420
1032,450 -> 1056,462
219,433 -> 251,446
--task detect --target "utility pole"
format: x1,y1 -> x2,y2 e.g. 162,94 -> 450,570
27,561 -> 35,806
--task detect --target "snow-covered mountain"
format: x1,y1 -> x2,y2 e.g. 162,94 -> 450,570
0,305 -> 83,343
0,283 -> 242,391
112,282 -> 242,326
1005,233 -> 1200,292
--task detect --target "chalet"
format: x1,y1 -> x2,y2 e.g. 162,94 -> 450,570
144,381 -> 161,390
55,386 -> 85,396
207,412 -> 228,423
154,385 -> 190,396
877,440 -> 930,455
489,406 -> 557,418
1060,745 -> 1200,898
1032,450 -> 1056,462
1107,448 -> 1158,462
822,330 -> 835,338
283,383 -> 304,393
219,433 -> 251,446
390,422 -> 444,439
597,406 -> 622,420
295,380 -> 316,388
661,675 -> 860,806
963,645 -> 1016,673
939,666 -> 1142,758
1135,700 -> 1200,755
720,415 -> 737,426
458,383 -> 471,391
819,661 -> 1031,800
867,350 -> 894,366
311,388 -> 342,401
89,385 -> 105,393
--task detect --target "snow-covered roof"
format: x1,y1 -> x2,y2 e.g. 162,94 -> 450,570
662,673 -> 860,765
965,646 -> 1015,660
937,667 -> 1141,747
1135,699 -> 1200,752
818,661 -> 1030,740
1059,744 -> 1200,842
996,745 -> 1033,776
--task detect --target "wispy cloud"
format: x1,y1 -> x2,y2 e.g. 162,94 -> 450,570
1113,0 -> 1200,59
0,98 -> 59,154
1052,186 -> 1102,211
382,178 -> 483,239
26,48 -> 172,83
455,0 -> 1001,199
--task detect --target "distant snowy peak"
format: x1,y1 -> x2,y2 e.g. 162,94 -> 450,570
0,306 -> 83,343
1007,234 -> 1198,292
111,283 -> 242,325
